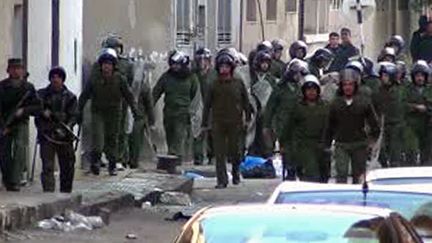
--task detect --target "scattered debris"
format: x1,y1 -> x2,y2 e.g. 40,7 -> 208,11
37,210 -> 104,232
126,233 -> 138,240
159,192 -> 191,206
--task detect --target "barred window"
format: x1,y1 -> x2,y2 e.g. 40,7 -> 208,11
286,0 -> 297,12
267,0 -> 277,20
247,0 -> 257,21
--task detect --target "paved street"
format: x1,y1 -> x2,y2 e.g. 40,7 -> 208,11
5,174 -> 280,243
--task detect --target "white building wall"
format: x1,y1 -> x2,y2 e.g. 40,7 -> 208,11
27,0 -> 52,89
59,0 -> 83,94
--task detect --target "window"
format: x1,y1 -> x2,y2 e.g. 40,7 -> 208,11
176,0 -> 191,45
246,0 -> 257,21
266,0 -> 277,20
376,0 -> 388,11
304,0 -> 329,35
285,0 -> 297,12
398,0 -> 408,10
218,0 -> 232,44
330,0 -> 342,10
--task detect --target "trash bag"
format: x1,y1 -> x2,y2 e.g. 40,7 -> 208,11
240,156 -> 276,179
37,210 -> 104,232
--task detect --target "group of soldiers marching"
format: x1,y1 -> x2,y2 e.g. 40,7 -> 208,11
2,16 -> 432,192
193,23 -> 432,188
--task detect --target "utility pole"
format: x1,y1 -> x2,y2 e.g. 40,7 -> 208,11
298,0 -> 305,40
256,0 -> 265,41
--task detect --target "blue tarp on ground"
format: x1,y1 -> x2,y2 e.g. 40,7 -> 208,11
240,156 -> 276,179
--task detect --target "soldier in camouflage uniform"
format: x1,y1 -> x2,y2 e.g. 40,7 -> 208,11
79,49 -> 141,176
202,51 -> 251,188
35,67 -> 78,192
384,35 -> 407,62
192,48 -> 215,165
100,36 -> 135,169
248,51 -> 278,158
372,62 -> 407,168
264,59 -> 309,180
270,39 -> 286,79
289,75 -> 330,183
404,61 -> 432,165
128,81 -> 155,169
0,59 -> 41,191
325,68 -> 380,184
307,48 -> 334,80
153,50 -> 199,161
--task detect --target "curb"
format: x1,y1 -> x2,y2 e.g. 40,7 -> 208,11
0,193 -> 82,232
0,173 -> 194,233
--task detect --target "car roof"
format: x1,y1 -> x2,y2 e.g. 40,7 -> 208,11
267,181 -> 432,203
200,204 -> 393,219
366,167 -> 432,181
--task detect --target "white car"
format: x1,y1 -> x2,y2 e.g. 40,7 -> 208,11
173,204 -> 422,243
267,181 -> 432,241
366,166 -> 432,185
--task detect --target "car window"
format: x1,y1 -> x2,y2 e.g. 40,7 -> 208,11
370,177 -> 432,185
200,211 -> 384,243
275,191 -> 432,220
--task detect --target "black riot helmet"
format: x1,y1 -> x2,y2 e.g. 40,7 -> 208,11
98,48 -> 118,65
385,35 -> 405,54
168,50 -> 190,66
361,57 -> 377,77
289,40 -> 308,60
283,58 -> 309,83
312,48 -> 334,67
215,51 -> 236,73
271,39 -> 284,52
254,51 -> 272,71
337,68 -> 360,96
346,60 -> 364,76
411,60 -> 430,83
195,47 -> 212,60
301,74 -> 321,95
396,61 -> 407,80
102,35 -> 124,54
378,61 -> 398,83
256,40 -> 273,54
377,47 -> 396,63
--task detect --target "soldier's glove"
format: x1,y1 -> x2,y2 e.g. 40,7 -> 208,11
43,109 -> 52,119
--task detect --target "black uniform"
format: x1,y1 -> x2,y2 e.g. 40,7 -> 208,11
35,85 -> 78,192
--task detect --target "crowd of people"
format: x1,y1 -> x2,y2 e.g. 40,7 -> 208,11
2,16 -> 432,192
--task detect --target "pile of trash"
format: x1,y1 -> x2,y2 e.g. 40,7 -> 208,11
37,210 -> 104,232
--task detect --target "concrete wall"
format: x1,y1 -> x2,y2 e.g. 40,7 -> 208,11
82,0 -> 172,67
27,0 -> 52,89
241,0 -> 298,61
59,0 -> 83,94
0,0 -> 23,79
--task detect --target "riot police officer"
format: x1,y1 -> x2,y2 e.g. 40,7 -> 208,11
79,48 -> 141,176
202,51 -> 251,188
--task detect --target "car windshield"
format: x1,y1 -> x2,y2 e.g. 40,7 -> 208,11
200,210 -> 384,243
274,190 -> 432,220
370,177 -> 432,185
